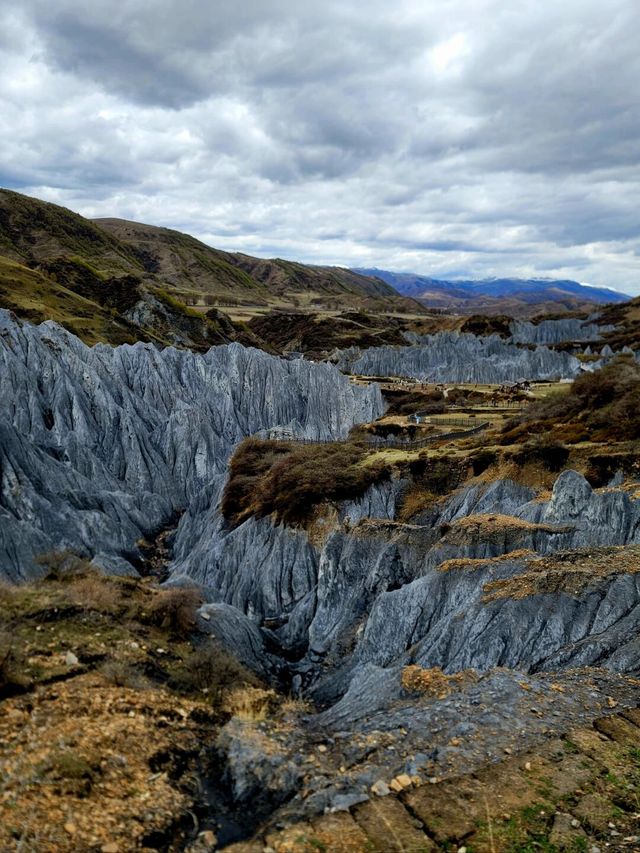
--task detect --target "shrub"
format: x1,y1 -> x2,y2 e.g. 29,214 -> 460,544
42,749 -> 100,797
171,642 -> 257,704
584,452 -> 640,487
512,439 -> 570,472
69,575 -> 122,613
100,661 -> 148,690
0,631 -> 27,693
223,686 -> 276,721
509,358 -> 640,444
222,438 -> 389,527
35,549 -> 95,582
470,449 -> 498,476
146,586 -> 203,637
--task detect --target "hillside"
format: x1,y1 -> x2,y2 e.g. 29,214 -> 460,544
597,295 -> 640,350
96,218 -> 410,312
356,267 -> 630,317
0,190 -> 422,350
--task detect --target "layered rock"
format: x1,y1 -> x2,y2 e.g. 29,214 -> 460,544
508,317 -> 615,345
165,464 -> 640,704
0,310 -> 382,581
335,332 -> 581,382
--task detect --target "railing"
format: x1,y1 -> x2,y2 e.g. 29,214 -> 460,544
366,422 -> 490,450
410,415 -> 484,428
260,421 -> 490,450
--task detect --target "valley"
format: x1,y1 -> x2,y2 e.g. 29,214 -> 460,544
0,190 -> 639,853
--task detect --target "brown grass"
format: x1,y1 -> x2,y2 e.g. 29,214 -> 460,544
146,586 -> 203,637
482,545 -> 640,602
69,575 -> 123,613
221,437 -> 390,527
401,665 -> 478,698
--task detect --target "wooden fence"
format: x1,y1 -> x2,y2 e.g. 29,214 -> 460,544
262,421 -> 490,450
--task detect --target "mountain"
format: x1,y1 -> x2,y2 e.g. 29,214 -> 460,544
0,189 -> 422,350
355,268 -> 630,317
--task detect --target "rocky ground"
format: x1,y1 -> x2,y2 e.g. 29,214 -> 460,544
0,568 -> 270,852
230,699 -> 640,852
2,568 -> 639,852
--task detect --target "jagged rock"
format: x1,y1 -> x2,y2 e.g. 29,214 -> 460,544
168,467 -> 640,702
196,603 -> 283,679
335,332 -> 581,382
0,310 -> 382,581
508,318 -> 615,345
216,717 -> 304,811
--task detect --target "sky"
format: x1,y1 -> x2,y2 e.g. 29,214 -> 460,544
1,0 -> 639,294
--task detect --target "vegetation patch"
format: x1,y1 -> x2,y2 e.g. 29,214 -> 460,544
503,358 -> 640,444
401,664 -> 478,698
221,437 -> 391,527
483,545 -> 640,602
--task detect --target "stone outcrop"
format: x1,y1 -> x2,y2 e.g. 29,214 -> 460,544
166,466 -> 640,704
0,310 -> 382,581
508,317 -> 615,344
335,332 -> 581,382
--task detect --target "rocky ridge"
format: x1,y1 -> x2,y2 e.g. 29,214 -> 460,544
335,331 -> 583,382
0,310 -> 382,581
3,313 -> 640,848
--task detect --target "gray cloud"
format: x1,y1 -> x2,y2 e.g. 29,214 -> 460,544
0,0 -> 638,293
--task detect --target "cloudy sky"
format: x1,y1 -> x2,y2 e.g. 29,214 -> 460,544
1,0 -> 639,293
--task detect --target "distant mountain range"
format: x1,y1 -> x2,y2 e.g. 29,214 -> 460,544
355,268 -> 630,317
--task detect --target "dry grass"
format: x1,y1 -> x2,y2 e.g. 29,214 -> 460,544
483,545 -> 640,602
401,665 -> 478,698
68,575 -> 123,613
146,586 -> 202,637
438,549 -> 536,572
223,686 -> 277,721
397,485 -> 438,521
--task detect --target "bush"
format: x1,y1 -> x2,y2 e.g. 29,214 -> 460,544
222,438 -> 390,527
171,642 -> 257,704
146,586 -> 203,637
470,449 -> 498,476
100,661 -> 148,690
511,439 -> 570,472
0,631 -> 27,693
35,549 -> 95,582
584,452 -> 640,487
41,749 -> 100,797
509,358 -> 640,444
69,575 -> 122,613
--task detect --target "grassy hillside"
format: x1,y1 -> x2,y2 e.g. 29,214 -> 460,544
94,218 -> 270,305
96,217 -> 423,313
0,189 -> 425,347
0,256 -> 144,345
0,189 -> 141,275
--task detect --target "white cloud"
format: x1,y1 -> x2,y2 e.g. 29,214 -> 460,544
0,0 -> 638,293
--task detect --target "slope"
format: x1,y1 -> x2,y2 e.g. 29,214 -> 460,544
96,217 -> 420,313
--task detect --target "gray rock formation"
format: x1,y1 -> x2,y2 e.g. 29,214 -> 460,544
335,332 -> 581,382
508,318 -> 615,345
0,310 -> 382,581
166,465 -> 640,704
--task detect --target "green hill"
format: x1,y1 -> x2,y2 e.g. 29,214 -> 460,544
0,189 -> 422,348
